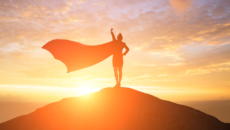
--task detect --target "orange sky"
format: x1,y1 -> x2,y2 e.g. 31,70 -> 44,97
0,0 -> 230,102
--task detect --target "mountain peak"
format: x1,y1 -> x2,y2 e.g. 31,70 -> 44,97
0,87 -> 229,130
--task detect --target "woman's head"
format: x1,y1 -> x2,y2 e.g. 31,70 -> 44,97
117,33 -> 123,41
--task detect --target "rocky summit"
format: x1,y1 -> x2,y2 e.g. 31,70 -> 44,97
0,87 -> 229,130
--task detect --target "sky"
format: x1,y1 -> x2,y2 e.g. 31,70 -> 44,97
0,0 -> 230,102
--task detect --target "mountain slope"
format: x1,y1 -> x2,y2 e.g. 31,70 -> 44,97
0,87 -> 229,130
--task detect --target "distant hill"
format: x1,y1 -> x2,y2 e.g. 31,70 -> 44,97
0,87 -> 229,130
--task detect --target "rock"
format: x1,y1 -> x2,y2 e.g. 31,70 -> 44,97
0,87 -> 229,130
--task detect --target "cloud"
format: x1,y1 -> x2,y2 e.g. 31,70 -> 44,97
170,0 -> 194,17
1,0 -> 229,54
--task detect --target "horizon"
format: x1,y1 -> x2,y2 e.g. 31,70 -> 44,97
0,85 -> 229,102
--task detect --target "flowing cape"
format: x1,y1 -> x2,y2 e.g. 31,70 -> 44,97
42,39 -> 115,73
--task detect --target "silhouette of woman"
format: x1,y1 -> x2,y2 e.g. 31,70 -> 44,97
111,28 -> 129,87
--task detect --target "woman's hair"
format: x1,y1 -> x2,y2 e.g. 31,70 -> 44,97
117,33 -> 123,41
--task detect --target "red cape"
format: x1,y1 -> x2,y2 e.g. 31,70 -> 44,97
42,39 -> 115,73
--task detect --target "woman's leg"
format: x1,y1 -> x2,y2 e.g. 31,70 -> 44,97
113,67 -> 118,85
118,67 -> 122,87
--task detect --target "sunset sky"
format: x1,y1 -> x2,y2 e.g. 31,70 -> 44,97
0,0 -> 230,102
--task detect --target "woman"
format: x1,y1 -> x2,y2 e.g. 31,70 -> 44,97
111,28 -> 129,87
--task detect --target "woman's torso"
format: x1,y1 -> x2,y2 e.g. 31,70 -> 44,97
113,41 -> 125,57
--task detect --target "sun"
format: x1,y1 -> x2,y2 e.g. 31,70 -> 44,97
76,84 -> 100,96
77,87 -> 93,96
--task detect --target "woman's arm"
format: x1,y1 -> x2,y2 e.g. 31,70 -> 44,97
111,28 -> 116,41
123,44 -> 129,56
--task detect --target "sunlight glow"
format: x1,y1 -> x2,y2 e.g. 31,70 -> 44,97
76,83 -> 100,96
77,86 -> 96,96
